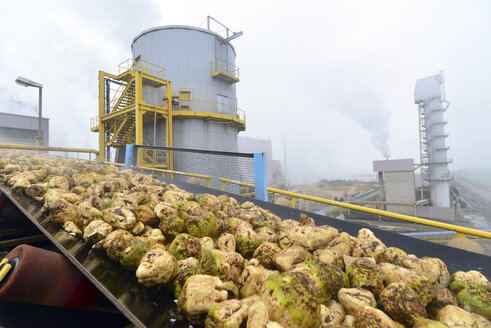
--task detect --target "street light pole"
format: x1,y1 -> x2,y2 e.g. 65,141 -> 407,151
38,87 -> 42,146
15,76 -> 44,146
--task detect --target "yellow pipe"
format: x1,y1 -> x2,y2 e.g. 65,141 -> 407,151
218,178 -> 491,239
135,71 -> 144,167
51,156 -> 124,169
351,201 -> 426,207
166,80 -> 173,171
0,143 -> 98,155
97,70 -> 105,162
219,178 -> 254,187
103,161 -> 124,167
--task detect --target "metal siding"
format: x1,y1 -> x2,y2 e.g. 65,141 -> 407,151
0,113 -> 49,146
384,171 -> 416,203
132,26 -> 242,185
132,26 -> 239,153
0,112 -> 49,130
132,27 -> 237,103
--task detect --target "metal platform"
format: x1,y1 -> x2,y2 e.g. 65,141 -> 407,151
1,177 -> 490,327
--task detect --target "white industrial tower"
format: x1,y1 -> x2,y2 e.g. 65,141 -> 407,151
414,72 -> 451,207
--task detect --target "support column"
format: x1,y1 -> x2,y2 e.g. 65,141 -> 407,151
124,144 -> 134,169
135,71 -> 143,166
96,71 -> 105,162
254,153 -> 268,202
166,81 -> 173,170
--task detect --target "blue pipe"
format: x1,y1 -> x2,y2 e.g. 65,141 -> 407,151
401,229 -> 491,237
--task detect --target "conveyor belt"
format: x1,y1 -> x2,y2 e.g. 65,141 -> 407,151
1,178 -> 490,327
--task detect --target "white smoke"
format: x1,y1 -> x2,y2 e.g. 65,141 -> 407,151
328,83 -> 391,159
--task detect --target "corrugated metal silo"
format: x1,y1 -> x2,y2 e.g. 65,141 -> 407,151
131,25 -> 245,187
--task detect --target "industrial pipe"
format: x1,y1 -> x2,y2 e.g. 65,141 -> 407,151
0,144 -> 99,156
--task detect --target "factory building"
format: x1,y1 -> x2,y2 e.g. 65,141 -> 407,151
238,136 -> 284,185
0,112 -> 49,147
373,158 -> 455,221
373,159 -> 416,215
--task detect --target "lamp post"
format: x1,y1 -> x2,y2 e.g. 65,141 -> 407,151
15,76 -> 43,146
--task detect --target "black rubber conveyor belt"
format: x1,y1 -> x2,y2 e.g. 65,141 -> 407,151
0,177 -> 490,327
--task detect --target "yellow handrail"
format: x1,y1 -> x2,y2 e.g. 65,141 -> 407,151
103,161 -> 124,167
90,116 -> 99,129
49,155 -> 125,169
173,98 -> 246,122
52,155 -> 95,162
210,59 -> 240,79
218,178 -> 491,239
142,167 -> 212,188
142,89 -> 167,108
0,144 -> 99,156
118,59 -> 165,79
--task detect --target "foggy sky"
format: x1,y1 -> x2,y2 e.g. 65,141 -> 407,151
1,0 -> 490,184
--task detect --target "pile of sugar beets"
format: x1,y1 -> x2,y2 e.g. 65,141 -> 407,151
0,151 -> 490,328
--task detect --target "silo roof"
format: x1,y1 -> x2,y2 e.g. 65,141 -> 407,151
131,25 -> 236,55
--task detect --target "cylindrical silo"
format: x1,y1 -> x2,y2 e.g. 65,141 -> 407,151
131,25 -> 245,188
414,72 -> 451,208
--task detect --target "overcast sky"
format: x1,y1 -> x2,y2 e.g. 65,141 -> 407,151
1,0 -> 490,183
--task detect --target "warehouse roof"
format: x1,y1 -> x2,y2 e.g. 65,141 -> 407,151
0,112 -> 49,130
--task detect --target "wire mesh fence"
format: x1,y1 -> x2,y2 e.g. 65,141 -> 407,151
133,145 -> 255,195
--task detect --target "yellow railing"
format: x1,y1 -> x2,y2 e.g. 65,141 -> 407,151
118,59 -> 165,79
140,147 -> 169,168
218,178 -> 491,239
103,161 -> 124,167
141,167 -> 211,188
173,99 -> 246,122
0,144 -> 99,157
90,116 -> 99,130
325,207 -> 344,217
51,155 -> 124,168
210,59 -> 240,79
349,200 -> 432,218
140,90 -> 245,125
142,89 -> 167,108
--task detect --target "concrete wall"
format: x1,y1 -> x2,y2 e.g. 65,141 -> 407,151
416,205 -> 455,221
